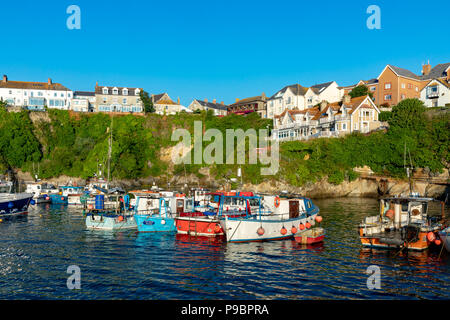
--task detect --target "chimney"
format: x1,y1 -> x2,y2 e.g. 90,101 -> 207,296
320,100 -> 327,112
177,97 -> 180,104
204,98 -> 208,103
95,81 -> 98,88
48,78 -> 52,85
221,101 -> 224,105
261,92 -> 266,99
422,61 -> 431,76
2,75 -> 7,83
344,94 -> 351,104
235,98 -> 239,103
212,99 -> 216,104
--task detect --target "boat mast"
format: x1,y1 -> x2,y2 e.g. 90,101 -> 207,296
107,117 -> 113,182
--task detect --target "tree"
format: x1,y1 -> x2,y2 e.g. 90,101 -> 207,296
349,85 -> 373,98
140,90 -> 154,113
388,98 -> 427,131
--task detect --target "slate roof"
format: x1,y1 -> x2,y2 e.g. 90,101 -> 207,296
310,81 -> 334,93
269,84 -> 309,99
387,65 -> 421,80
95,85 -> 142,95
420,63 -> 450,80
194,99 -> 228,111
74,91 -> 95,96
0,79 -> 71,91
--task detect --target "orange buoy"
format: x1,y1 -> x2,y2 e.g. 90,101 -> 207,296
280,227 -> 287,235
305,222 -> 311,229
291,226 -> 297,234
257,227 -> 265,235
118,215 -> 124,222
435,239 -> 441,246
385,209 -> 394,220
61,197 -> 65,201
427,232 -> 435,242
315,216 -> 323,223
274,196 -> 281,208
88,204 -> 94,210
299,224 -> 305,230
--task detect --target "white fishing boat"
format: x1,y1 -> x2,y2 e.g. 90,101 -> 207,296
25,182 -> 58,203
0,192 -> 34,216
219,194 -> 321,242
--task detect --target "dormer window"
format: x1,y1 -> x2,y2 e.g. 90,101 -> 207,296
113,88 -> 118,95
122,88 -> 128,95
135,89 -> 140,96
102,87 -> 109,94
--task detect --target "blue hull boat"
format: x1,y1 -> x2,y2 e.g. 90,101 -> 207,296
49,194 -> 68,204
135,214 -> 176,232
0,193 -> 33,216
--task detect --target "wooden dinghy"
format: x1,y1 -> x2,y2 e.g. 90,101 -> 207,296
294,227 -> 325,244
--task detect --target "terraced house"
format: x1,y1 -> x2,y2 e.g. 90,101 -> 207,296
94,83 -> 143,113
0,75 -> 72,110
267,82 -> 343,119
272,95 -> 382,141
228,93 -> 268,117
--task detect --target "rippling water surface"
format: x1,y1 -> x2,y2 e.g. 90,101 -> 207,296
0,198 -> 448,299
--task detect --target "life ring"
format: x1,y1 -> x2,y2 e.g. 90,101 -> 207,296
274,196 -> 281,208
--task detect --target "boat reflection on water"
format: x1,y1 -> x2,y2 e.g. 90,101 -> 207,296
292,239 -> 325,253
175,233 -> 226,248
358,247 -> 447,269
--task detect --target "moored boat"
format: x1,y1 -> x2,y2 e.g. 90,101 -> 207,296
294,227 -> 325,244
221,195 -> 321,243
174,191 -> 247,237
359,195 -> 444,251
84,194 -> 136,230
0,192 -> 34,216
133,193 -> 176,232
25,182 -> 58,204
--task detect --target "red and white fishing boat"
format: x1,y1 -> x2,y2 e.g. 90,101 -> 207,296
175,191 -> 250,237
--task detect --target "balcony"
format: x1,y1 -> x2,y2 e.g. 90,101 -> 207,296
426,87 -> 439,99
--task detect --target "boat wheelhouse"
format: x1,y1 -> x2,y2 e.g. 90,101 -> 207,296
359,195 -> 444,251
133,192 -> 176,232
25,182 -> 58,203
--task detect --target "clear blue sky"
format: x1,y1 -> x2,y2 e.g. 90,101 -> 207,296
0,0 -> 449,106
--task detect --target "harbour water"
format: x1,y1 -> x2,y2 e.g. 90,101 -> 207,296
0,198 -> 448,299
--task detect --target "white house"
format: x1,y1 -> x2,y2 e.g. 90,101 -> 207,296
71,91 -> 95,112
266,84 -> 309,119
0,75 -> 72,110
151,93 -> 185,115
420,79 -> 450,108
267,81 -> 343,119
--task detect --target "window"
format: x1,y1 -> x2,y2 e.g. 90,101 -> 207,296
123,98 -> 127,104
113,88 -> 118,95
103,88 -> 108,94
370,86 -> 376,91
122,89 -> 128,95
401,83 -> 405,89
38,92 -> 43,96
415,86 -> 419,92
384,94 -> 392,101
401,94 -> 406,100
342,123 -> 347,130
54,93 -> 57,97
384,83 -> 391,89
408,83 -> 412,89
103,97 -> 107,103
24,92 -> 27,96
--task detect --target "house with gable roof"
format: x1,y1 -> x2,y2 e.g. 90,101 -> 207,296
151,93 -> 185,115
267,81 -> 343,119
272,95 -> 382,141
419,62 -> 450,107
94,83 -> 143,113
188,98 -> 228,116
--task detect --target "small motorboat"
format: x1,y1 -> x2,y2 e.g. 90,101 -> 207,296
294,227 -> 325,244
